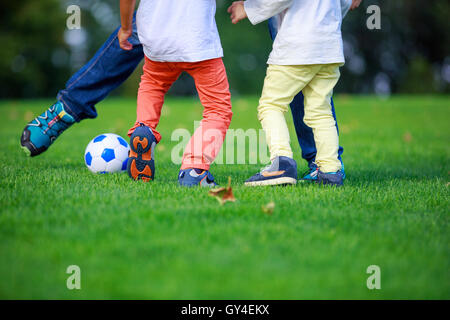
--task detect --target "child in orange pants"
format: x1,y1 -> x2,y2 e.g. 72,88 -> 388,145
119,0 -> 233,186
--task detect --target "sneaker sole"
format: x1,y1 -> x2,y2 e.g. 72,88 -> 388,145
21,145 -> 31,156
127,134 -> 155,182
244,177 -> 297,187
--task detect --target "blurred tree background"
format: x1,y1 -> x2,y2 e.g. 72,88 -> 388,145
1,0 -> 449,99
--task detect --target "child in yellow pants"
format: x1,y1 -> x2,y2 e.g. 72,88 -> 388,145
229,0 -> 350,186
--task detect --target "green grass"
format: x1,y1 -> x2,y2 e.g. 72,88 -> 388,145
0,95 -> 449,299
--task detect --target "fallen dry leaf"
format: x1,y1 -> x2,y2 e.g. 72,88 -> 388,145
208,177 -> 236,205
403,132 -> 412,143
262,201 -> 275,215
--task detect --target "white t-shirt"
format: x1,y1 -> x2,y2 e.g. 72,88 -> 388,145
136,0 -> 223,62
245,0 -> 350,65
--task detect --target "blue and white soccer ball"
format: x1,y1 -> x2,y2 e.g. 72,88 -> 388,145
84,133 -> 130,173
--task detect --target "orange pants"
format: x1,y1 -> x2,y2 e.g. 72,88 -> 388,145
128,57 -> 233,170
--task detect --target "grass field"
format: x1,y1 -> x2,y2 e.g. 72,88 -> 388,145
0,95 -> 449,299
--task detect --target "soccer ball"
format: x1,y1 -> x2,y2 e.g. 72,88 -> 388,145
84,133 -> 130,173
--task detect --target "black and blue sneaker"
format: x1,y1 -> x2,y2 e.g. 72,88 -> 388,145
245,156 -> 297,186
300,162 -> 319,182
20,101 -> 75,156
178,169 -> 218,187
301,161 -> 346,182
317,170 -> 345,186
127,124 -> 157,182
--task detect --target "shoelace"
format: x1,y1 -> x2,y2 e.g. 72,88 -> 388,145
35,108 -> 71,140
302,161 -> 318,177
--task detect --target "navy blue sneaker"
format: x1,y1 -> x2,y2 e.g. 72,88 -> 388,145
245,156 -> 297,186
20,101 -> 75,156
178,169 -> 218,187
317,170 -> 344,186
301,161 -> 346,182
127,124 -> 157,182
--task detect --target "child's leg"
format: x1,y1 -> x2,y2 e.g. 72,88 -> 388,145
58,14 -> 143,122
127,57 -> 182,141
181,58 -> 233,170
257,64 -> 318,161
302,64 -> 342,173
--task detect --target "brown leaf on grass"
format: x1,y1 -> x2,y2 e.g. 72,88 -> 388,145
208,177 -> 236,205
403,132 -> 412,143
261,201 -> 275,215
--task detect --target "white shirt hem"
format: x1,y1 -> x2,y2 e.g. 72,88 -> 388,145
143,47 -> 223,63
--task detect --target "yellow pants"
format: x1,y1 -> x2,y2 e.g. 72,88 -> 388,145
258,63 -> 342,173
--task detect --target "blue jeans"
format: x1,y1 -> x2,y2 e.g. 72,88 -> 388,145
57,16 -> 143,121
58,15 -> 343,167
